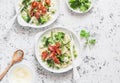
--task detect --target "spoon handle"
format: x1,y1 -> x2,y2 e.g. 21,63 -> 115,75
3,6 -> 24,37
0,62 -> 14,81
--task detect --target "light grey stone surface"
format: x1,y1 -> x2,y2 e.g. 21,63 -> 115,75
0,0 -> 120,83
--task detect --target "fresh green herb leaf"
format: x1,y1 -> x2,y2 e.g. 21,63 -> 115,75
69,0 -> 91,12
22,13 -> 31,23
55,32 -> 65,41
39,16 -> 49,24
42,36 -> 47,42
42,36 -> 54,47
80,29 -> 96,45
47,59 -> 54,67
47,37 -> 54,44
22,0 -> 30,9
80,30 -> 90,38
59,55 -> 65,63
89,39 -> 96,45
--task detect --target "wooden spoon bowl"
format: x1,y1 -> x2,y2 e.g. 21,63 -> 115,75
0,49 -> 24,81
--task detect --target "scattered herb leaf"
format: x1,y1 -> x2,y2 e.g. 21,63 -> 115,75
80,29 -> 96,45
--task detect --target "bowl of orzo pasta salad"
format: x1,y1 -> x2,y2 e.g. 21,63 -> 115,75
16,0 -> 59,28
35,27 -> 81,73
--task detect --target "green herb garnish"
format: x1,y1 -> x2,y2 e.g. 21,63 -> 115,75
55,32 -> 65,41
47,59 -> 54,67
80,29 -> 96,45
89,39 -> 96,45
80,30 -> 90,38
22,13 -> 31,23
39,16 -> 49,24
69,0 -> 91,12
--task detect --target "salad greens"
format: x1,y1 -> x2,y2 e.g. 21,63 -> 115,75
40,31 -> 77,69
80,29 -> 96,45
42,32 -> 65,47
21,12 -> 31,23
69,0 -> 91,12
55,32 -> 65,41
39,16 -> 50,24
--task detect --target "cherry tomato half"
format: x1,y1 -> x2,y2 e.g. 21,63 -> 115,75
41,6 -> 47,15
48,45 -> 55,52
37,2 -> 43,10
35,11 -> 41,19
49,52 -> 56,58
32,1 -> 38,8
45,0 -> 51,5
52,56 -> 60,64
56,48 -> 61,55
42,51 -> 48,60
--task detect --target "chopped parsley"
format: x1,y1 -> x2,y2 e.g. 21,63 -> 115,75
80,29 -> 96,45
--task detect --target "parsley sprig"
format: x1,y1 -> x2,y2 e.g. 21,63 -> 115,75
80,30 -> 96,45
69,0 -> 91,12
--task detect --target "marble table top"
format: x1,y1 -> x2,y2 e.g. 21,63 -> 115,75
0,0 -> 120,83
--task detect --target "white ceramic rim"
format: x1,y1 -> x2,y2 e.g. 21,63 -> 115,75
35,26 -> 82,73
66,0 -> 93,14
15,0 -> 60,28
8,61 -> 35,83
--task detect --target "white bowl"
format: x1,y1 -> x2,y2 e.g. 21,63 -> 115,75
66,0 -> 93,14
8,61 -> 35,83
15,0 -> 60,28
35,26 -> 82,73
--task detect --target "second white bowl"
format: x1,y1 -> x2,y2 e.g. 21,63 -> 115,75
35,26 -> 82,73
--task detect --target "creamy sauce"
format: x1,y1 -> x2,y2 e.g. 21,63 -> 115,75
9,65 -> 33,83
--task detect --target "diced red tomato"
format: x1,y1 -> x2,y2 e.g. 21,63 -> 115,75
31,1 -> 48,18
32,1 -> 38,8
42,51 -> 48,60
41,6 -> 47,15
53,46 -> 57,50
49,52 -> 56,58
48,45 -> 55,52
35,11 -> 41,19
52,56 -> 60,64
55,42 -> 61,48
56,48 -> 61,55
45,0 -> 51,5
37,2 -> 43,10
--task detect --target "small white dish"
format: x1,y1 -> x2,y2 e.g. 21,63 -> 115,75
8,61 -> 35,83
15,0 -> 60,28
66,0 -> 93,14
35,26 -> 82,73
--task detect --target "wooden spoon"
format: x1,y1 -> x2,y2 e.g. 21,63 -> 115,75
0,50 -> 24,81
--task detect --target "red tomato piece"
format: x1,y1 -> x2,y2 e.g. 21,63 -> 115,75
56,48 -> 61,55
52,56 -> 60,64
49,52 -> 56,58
41,6 -> 47,15
45,0 -> 51,5
31,1 -> 38,8
55,42 -> 61,48
42,51 -> 48,60
35,11 -> 41,19
37,2 -> 43,10
48,45 -> 55,52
